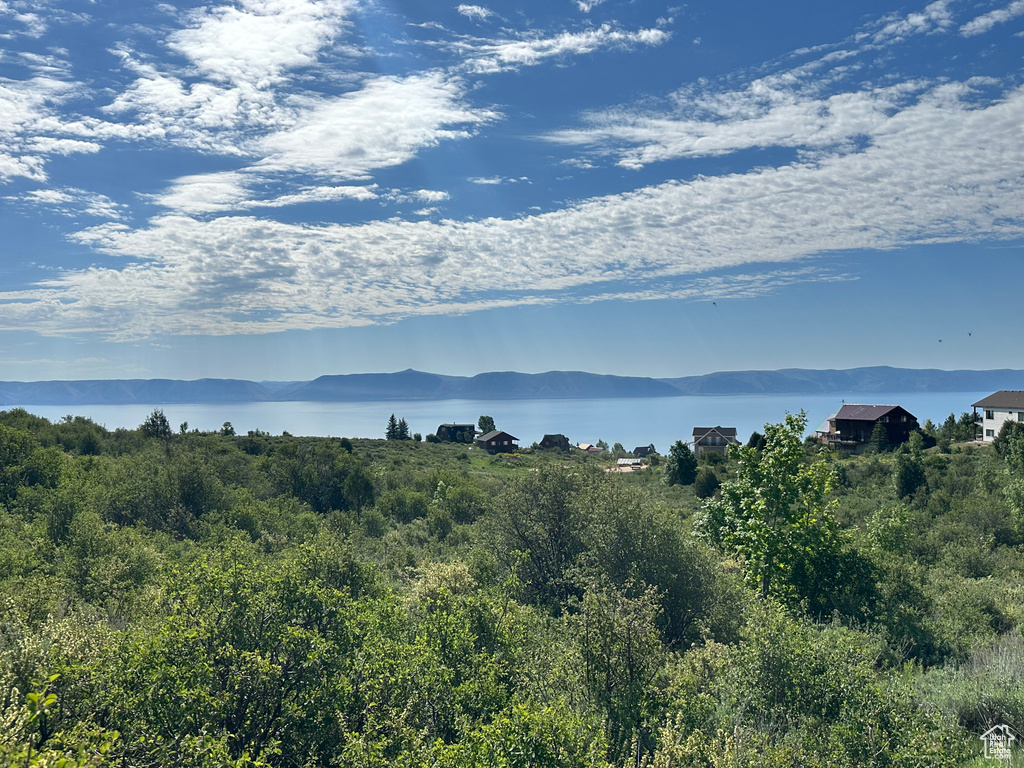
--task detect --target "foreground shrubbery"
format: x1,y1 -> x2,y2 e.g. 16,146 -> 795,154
1,408 -> 1021,766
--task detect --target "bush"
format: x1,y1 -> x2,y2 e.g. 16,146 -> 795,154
693,467 -> 720,499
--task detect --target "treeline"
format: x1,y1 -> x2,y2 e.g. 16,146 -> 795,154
1,407 -> 1023,766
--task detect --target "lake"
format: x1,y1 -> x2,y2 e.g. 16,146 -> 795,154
7,391 -> 989,451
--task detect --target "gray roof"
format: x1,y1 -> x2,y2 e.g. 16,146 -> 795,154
477,429 -> 518,442
835,404 -> 908,421
692,426 -> 738,438
973,391 -> 1024,409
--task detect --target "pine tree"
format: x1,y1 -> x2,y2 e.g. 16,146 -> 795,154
398,418 -> 410,440
665,440 -> 697,486
386,413 -> 399,440
869,420 -> 889,453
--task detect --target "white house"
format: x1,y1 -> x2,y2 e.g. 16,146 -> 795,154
972,391 -> 1024,441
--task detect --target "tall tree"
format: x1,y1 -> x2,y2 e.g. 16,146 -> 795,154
140,409 -> 171,440
385,413 -> 399,440
869,420 -> 889,453
478,415 -> 495,434
894,448 -> 926,498
696,411 -> 840,600
665,440 -> 697,486
397,418 -> 410,440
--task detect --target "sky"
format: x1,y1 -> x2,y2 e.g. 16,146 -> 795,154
1,0 -> 1023,382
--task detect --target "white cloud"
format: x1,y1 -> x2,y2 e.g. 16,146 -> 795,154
11,187 -> 126,219
469,175 -> 526,184
5,77 -> 1023,338
0,75 -> 132,183
166,0 -> 351,87
456,5 -> 494,21
104,0 -> 353,152
0,2 -> 47,38
149,171 -> 379,213
148,171 -> 252,214
388,189 -> 451,203
961,0 -> 1024,36
544,77 -> 928,168
252,184 -> 379,207
448,23 -> 671,74
576,0 -> 606,12
865,0 -> 954,44
257,72 -> 498,179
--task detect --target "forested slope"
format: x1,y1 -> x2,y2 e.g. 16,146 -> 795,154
1,408 -> 1023,766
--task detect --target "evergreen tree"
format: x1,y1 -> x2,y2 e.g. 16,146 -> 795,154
478,415 -> 496,434
140,408 -> 171,440
385,413 -> 399,440
397,418 -> 410,440
894,448 -> 925,498
694,466 -> 720,499
869,420 -> 889,453
665,440 -> 697,486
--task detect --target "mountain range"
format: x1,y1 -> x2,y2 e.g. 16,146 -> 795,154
0,367 -> 1021,406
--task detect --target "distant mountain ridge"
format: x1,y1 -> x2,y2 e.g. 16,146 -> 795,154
658,366 -> 1024,395
0,366 -> 1020,406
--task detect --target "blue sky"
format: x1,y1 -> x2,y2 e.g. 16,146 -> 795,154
1,0 -> 1022,382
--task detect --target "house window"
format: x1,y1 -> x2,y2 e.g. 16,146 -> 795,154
986,429 -> 995,437
1019,413 -> 1024,422
986,410 -> 995,420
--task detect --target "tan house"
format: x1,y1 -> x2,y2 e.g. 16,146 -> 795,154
692,426 -> 739,456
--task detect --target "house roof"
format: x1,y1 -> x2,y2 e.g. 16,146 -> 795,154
973,391 -> 1024,409
542,433 -> 567,440
692,426 -> 738,439
834,404 -> 909,421
438,423 -> 475,428
478,430 -> 518,442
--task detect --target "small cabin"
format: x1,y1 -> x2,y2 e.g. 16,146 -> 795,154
436,423 -> 475,443
477,430 -> 519,454
540,433 -> 571,451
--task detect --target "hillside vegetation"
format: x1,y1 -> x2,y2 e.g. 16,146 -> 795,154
1,407 -> 1023,766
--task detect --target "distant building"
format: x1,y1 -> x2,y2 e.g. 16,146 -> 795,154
540,433 -> 571,451
973,391 -> 1024,441
824,404 -> 918,451
692,426 -> 739,456
436,423 -> 475,443
477,429 -> 519,454
632,445 -> 654,459
576,443 -> 603,453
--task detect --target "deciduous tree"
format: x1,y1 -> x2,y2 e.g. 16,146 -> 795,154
696,411 -> 840,600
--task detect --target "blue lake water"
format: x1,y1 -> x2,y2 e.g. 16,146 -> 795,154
7,391 -> 989,452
